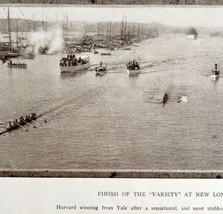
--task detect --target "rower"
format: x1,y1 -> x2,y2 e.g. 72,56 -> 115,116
19,116 -> 24,123
25,115 -> 31,122
7,121 -> 12,129
31,113 -> 36,119
12,120 -> 17,127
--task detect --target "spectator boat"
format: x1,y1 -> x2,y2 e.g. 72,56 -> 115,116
126,60 -> 140,75
95,62 -> 107,75
60,54 -> 90,74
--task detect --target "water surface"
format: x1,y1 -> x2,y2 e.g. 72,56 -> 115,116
0,33 -> 223,170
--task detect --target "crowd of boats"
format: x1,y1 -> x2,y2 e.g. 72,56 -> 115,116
0,24 -> 220,134
59,51 -> 221,80
57,50 -> 221,108
1,58 -> 221,135
0,50 -> 35,69
59,52 -> 141,76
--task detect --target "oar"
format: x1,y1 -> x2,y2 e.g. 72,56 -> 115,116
31,120 -> 39,126
15,122 -> 28,132
30,119 -> 39,125
38,118 -> 48,123
24,121 -> 36,128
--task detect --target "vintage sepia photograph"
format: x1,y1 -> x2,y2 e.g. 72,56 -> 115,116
0,5 -> 223,174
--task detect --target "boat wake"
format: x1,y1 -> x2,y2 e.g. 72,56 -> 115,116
144,92 -> 188,105
40,86 -> 107,120
177,95 -> 188,103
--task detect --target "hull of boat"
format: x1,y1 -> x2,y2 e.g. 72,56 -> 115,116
21,55 -> 35,59
0,51 -> 19,58
60,63 -> 90,74
127,68 -> 140,75
7,52 -> 20,57
162,99 -> 168,106
1,115 -> 38,135
6,126 -> 18,131
8,65 -> 27,68
7,64 -> 27,69
101,53 -> 111,56
186,34 -> 197,40
211,74 -> 220,79
95,70 -> 107,75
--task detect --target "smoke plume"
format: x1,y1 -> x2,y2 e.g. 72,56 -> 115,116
29,26 -> 64,54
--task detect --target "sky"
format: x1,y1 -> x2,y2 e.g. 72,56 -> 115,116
0,6 -> 223,27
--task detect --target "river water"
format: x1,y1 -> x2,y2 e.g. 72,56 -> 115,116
1,33 -> 223,171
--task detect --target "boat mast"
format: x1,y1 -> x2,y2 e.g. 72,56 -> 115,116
8,7 -> 12,50
132,25 -> 135,38
133,48 -> 135,61
16,19 -> 19,45
62,14 -> 65,39
124,16 -> 127,41
106,22 -> 108,38
137,24 -> 140,38
97,23 -> 99,36
33,12 -> 36,32
109,20 -> 111,40
84,22 -> 87,36
101,23 -> 104,36
42,10 -> 44,31
120,15 -> 124,38
66,9 -> 68,38
45,15 -> 48,32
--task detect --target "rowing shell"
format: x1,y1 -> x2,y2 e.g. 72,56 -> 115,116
162,94 -> 169,106
0,114 -> 43,136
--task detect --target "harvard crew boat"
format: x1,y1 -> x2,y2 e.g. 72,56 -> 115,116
162,93 -> 169,106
